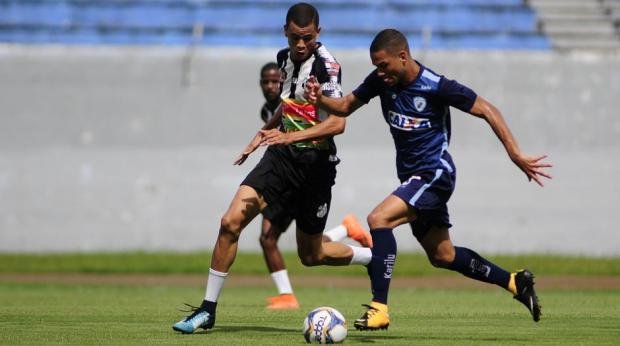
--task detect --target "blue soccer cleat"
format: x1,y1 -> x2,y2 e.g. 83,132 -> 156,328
172,304 -> 215,334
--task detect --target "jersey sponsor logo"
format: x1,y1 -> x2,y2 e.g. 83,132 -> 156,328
281,91 -> 329,150
413,96 -> 427,112
316,203 -> 328,218
282,99 -> 318,124
388,110 -> 431,131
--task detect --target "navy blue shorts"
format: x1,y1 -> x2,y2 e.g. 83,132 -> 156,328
392,169 -> 456,241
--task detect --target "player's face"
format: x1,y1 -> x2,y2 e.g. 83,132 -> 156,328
284,21 -> 320,62
370,49 -> 406,87
260,68 -> 281,103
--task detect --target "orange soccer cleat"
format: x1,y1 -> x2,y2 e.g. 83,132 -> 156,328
343,214 -> 373,248
266,293 -> 300,309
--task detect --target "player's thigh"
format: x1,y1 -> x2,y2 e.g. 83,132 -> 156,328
367,194 -> 416,229
222,185 -> 265,231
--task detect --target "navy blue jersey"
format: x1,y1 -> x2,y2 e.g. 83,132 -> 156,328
353,63 -> 477,182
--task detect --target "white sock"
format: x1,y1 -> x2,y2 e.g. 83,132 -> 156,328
204,268 -> 228,302
270,269 -> 293,294
349,246 -> 372,265
323,225 -> 347,241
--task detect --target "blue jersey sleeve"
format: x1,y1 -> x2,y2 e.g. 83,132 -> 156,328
352,71 -> 382,104
437,77 -> 477,113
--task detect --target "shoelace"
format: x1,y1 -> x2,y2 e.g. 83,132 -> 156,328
179,303 -> 205,321
359,304 -> 380,319
179,303 -> 200,312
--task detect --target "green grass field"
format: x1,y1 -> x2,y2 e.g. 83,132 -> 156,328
2,251 -> 619,276
1,252 -> 619,345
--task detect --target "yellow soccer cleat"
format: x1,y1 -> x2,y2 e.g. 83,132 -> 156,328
354,301 -> 390,330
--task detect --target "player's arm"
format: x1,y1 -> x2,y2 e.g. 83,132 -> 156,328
304,76 -> 365,116
468,95 -> 553,186
262,103 -> 283,130
260,113 -> 345,146
260,74 -> 355,146
234,104 -> 283,165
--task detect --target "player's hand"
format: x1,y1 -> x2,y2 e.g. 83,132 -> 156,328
234,132 -> 263,165
259,129 -> 292,146
511,153 -> 553,187
304,75 -> 321,104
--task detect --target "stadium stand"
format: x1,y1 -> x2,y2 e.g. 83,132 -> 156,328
0,0 -> 551,49
528,0 -> 620,50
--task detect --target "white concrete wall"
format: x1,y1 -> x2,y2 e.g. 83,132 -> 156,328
1,45 -> 618,255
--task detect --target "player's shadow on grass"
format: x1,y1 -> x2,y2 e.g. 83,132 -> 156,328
191,325 -> 297,334
348,334 -> 407,343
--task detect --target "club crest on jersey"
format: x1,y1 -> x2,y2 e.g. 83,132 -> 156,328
413,96 -> 427,112
316,203 -> 328,218
388,110 -> 431,131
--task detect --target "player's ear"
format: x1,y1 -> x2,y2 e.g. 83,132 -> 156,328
316,26 -> 321,35
283,24 -> 288,37
399,50 -> 407,64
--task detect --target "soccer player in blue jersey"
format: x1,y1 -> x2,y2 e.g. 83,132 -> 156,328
301,29 -> 552,330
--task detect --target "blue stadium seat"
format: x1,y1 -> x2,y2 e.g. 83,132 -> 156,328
0,0 -> 551,50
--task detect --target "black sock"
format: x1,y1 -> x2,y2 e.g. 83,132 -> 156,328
448,246 -> 510,288
367,228 -> 397,304
200,300 -> 217,314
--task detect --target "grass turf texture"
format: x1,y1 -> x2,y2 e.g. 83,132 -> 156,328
1,283 -> 619,345
1,253 -> 619,344
1,251 -> 620,276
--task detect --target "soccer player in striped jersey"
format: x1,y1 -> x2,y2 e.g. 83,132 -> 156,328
303,29 -> 552,330
172,3 -> 375,334
257,62 -> 372,309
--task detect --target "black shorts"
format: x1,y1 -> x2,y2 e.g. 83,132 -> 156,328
241,145 -> 339,234
266,212 -> 294,232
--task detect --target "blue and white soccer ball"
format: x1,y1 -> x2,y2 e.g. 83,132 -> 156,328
302,306 -> 347,344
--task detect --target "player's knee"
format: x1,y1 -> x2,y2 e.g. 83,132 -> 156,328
366,211 -> 385,229
219,215 -> 242,241
428,252 -> 453,268
220,213 -> 241,232
259,233 -> 277,249
298,252 -> 322,267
